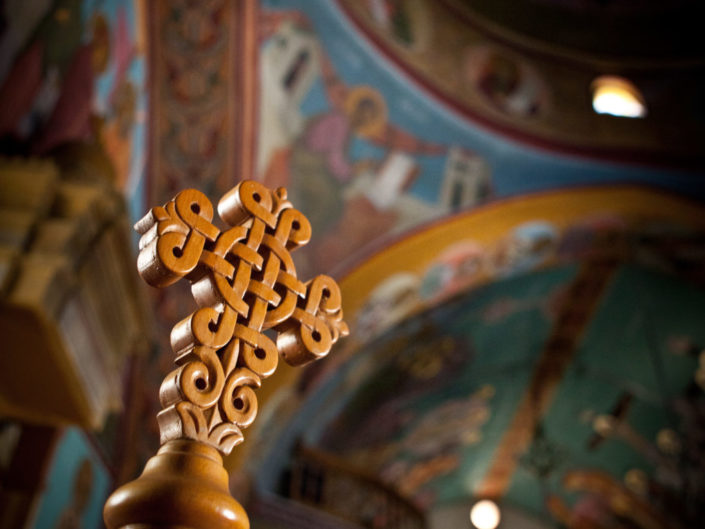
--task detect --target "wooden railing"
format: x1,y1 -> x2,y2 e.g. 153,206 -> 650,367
290,445 -> 427,529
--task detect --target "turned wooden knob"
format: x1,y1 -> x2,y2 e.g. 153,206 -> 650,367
104,440 -> 249,529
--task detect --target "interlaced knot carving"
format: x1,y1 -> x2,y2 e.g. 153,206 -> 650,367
134,180 -> 349,454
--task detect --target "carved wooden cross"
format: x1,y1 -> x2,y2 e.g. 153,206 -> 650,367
134,180 -> 348,455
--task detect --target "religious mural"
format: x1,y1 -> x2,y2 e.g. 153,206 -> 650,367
338,0 -> 555,124
294,266 -> 575,509
265,262 -> 705,526
465,45 -> 549,118
0,0 -> 147,212
258,0 -> 704,284
337,0 -> 705,161
352,203 -> 705,344
507,266 -> 705,529
259,5 -> 491,276
1,1 -> 704,527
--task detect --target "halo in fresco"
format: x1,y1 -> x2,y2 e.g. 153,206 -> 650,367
343,84 -> 388,139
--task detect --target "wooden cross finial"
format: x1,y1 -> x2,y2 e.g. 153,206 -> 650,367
134,180 -> 348,454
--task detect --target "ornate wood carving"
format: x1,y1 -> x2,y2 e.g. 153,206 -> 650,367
134,180 -> 348,454
104,180 -> 348,529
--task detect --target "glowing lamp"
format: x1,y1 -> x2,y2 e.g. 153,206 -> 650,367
470,499 -> 501,529
591,76 -> 646,118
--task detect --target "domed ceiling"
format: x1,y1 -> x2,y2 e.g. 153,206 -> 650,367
296,261 -> 705,524
138,0 -> 705,527
248,188 -> 705,528
3,0 -> 704,527
236,1 -> 705,527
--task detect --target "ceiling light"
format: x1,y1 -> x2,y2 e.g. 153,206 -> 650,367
470,499 -> 501,529
591,76 -> 646,118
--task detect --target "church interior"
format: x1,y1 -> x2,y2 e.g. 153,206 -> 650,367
1,1 -> 705,528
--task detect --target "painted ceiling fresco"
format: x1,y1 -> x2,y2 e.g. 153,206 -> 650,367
2,1 -> 704,527
0,0 -> 147,215
258,0 -> 705,281
265,261 -> 705,527
246,4 -> 705,525
245,184 -> 705,527
317,187 -> 705,378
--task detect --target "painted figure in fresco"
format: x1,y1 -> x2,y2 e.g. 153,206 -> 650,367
400,385 -> 493,457
356,272 -> 422,339
490,221 -> 558,276
320,330 -> 474,450
287,83 -> 389,235
419,240 -> 486,303
320,360 -> 493,507
356,387 -> 492,508
99,6 -> 139,190
283,49 -> 447,238
259,11 -> 459,273
0,0 -> 90,152
465,46 -> 548,118
0,2 -> 140,192
54,457 -> 94,529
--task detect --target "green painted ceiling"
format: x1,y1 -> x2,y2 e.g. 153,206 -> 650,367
278,261 -> 705,526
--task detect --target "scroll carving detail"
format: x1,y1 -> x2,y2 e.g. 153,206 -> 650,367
135,181 -> 349,454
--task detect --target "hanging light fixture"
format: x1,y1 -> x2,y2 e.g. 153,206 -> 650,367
591,75 -> 647,118
470,499 -> 501,529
